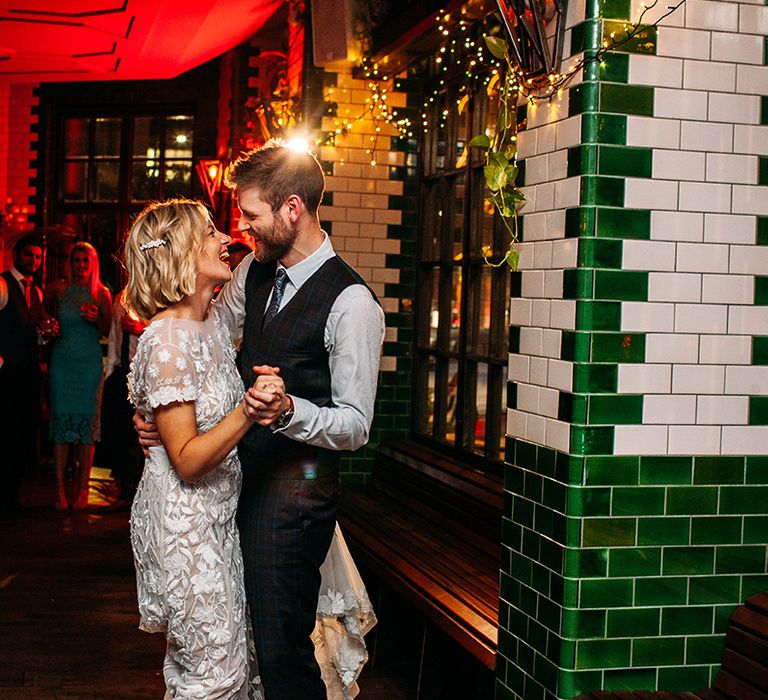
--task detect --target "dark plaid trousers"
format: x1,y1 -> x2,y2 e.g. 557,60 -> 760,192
237,472 -> 339,699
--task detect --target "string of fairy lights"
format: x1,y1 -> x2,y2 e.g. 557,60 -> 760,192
321,0 -> 685,164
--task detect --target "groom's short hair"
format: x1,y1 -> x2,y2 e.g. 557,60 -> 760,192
225,139 -> 325,215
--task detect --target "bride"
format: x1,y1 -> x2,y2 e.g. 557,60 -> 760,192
124,199 -> 374,699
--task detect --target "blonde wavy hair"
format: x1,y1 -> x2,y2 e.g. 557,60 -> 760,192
123,199 -> 210,322
68,241 -> 104,303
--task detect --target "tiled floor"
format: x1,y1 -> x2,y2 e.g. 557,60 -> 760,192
0,467 -> 412,699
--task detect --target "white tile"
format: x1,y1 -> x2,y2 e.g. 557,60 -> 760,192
522,271 -> 546,299
651,211 -> 704,242
674,303 -> 728,333
511,298 -> 532,326
523,212 -> 548,241
657,27 -> 711,60
548,359 -> 573,392
733,186 -> 768,216
686,0 -> 738,30
546,210 -> 567,239
655,88 -> 709,120
527,413 -> 547,446
646,333 -> 700,363
704,214 -> 756,244
725,366 -> 768,394
509,353 -> 530,383
626,116 -> 680,149
548,151 -> 569,181
699,335 -> 752,364
552,239 -> 578,269
520,186 -> 537,215
618,363 -> 672,393
540,387 -> 560,418
623,240 -> 677,271
625,178 -> 679,210
622,301 -> 675,332
537,123 -> 557,154
554,177 -> 580,209
541,329 -> 562,358
697,396 -> 749,425
517,241 -> 535,270
679,182 -> 732,213
525,154 -> 549,185
517,383 -> 540,413
545,418 -> 570,453
520,327 -> 543,355
531,298 -> 551,327
728,306 -> 768,335
702,274 -> 754,304
730,244 -> 768,274
648,272 -> 702,302
683,59 -> 736,92
544,270 -> 563,299
681,121 -> 734,153
672,365 -> 725,393
629,54 -> 683,88
677,242 -> 729,273
722,427 -> 768,455
736,65 -> 768,96
536,182 -> 556,211
668,426 -> 721,455
708,93 -> 761,125
734,125 -> 768,156
550,299 -> 576,330
530,356 -> 549,386
706,154 -> 758,185
507,409 -> 528,440
565,0 -> 586,29
614,425 -> 669,455
556,115 -> 582,150
739,4 -> 768,34
644,394 -> 697,424
710,32 -> 764,64
517,129 -> 537,159
630,0 -> 685,25
653,149 -> 706,181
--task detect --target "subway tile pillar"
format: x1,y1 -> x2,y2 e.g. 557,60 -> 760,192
498,0 -> 768,698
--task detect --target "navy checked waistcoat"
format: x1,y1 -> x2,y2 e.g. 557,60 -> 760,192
238,255 -> 374,479
0,270 -> 44,370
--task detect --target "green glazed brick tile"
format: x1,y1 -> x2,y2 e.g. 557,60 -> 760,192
691,516 -> 743,545
603,22 -> 658,55
715,545 -> 767,574
596,207 -> 651,239
599,146 -> 652,178
720,485 -> 768,514
633,636 -> 684,666
613,487 -> 665,516
759,158 -> 768,187
581,175 -> 626,207
714,603 -> 739,632
755,276 -> 768,304
562,331 -> 592,362
565,207 -> 597,238
576,300 -> 622,331
563,269 -> 595,300
512,498 -> 534,529
569,20 -> 602,55
758,217 -> 768,245
689,575 -> 741,604
746,456 -> 768,483
566,546 -> 609,577
571,425 -> 615,455
604,667 -> 656,691
582,517 -> 636,546
609,547 -> 662,577
595,270 -> 649,302
568,486 -> 612,517
585,455 -> 639,486
601,83 -> 654,116
744,515 -> 768,543
574,363 -> 618,393
592,330 -> 647,361
693,456 -> 745,485
581,577 -> 634,608
667,486 -> 718,515
561,391 -> 587,424
578,238 -> 623,269
562,607 -> 607,638
606,607 -> 660,638
516,439 -> 537,470
569,82 -> 600,117
563,578 -> 580,607
753,336 -> 768,364
686,636 -> 726,666
762,97 -> 768,126
589,394 -> 643,424
640,456 -> 693,485
635,576 -> 688,606
743,574 -> 768,598
658,665 -> 712,691
750,396 -> 768,424
559,670 -> 606,699
583,113 -> 628,145
576,638 -> 632,669
663,546 -> 715,576
661,605 -> 713,635
598,52 -> 630,83
568,145 -> 598,178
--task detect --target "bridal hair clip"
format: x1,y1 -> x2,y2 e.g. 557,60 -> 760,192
139,238 -> 168,252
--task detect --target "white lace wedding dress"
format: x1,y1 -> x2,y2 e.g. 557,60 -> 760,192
128,306 -> 375,700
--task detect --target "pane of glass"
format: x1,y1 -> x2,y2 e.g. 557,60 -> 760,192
92,160 -> 119,201
470,173 -> 496,258
433,94 -> 447,172
474,363 -> 488,452
429,270 -> 439,348
446,358 -> 458,444
61,161 -> 87,201
467,266 -> 492,355
94,118 -> 121,156
164,160 -> 192,197
452,173 -> 466,260
426,356 -> 436,437
421,183 -> 447,262
499,378 -> 507,459
455,93 -> 469,170
63,118 -> 89,157
166,116 -> 194,158
450,267 -> 461,351
88,213 -> 119,292
132,160 -> 159,201
133,116 -> 162,157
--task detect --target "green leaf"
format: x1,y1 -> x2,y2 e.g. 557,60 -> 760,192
504,248 -> 520,270
503,143 -> 517,159
504,164 -> 518,183
506,187 -> 526,202
485,35 -> 509,60
490,152 -> 509,169
484,163 -> 507,192
468,133 -> 491,149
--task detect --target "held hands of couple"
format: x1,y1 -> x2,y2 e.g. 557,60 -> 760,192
243,365 -> 287,427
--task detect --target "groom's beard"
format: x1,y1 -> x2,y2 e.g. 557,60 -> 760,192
253,214 -> 295,263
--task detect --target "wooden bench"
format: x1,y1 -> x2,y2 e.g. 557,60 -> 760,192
576,590 -> 768,700
339,439 -> 502,670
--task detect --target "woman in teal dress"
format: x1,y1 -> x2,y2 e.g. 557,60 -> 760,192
48,241 -> 112,510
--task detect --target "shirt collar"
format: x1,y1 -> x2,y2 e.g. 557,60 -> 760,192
278,232 -> 334,291
9,266 -> 30,285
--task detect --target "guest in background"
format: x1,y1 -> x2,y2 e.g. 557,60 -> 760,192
47,241 -> 112,510
0,235 -> 51,521
100,289 -> 146,509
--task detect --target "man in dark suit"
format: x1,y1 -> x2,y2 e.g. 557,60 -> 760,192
0,235 -> 47,520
